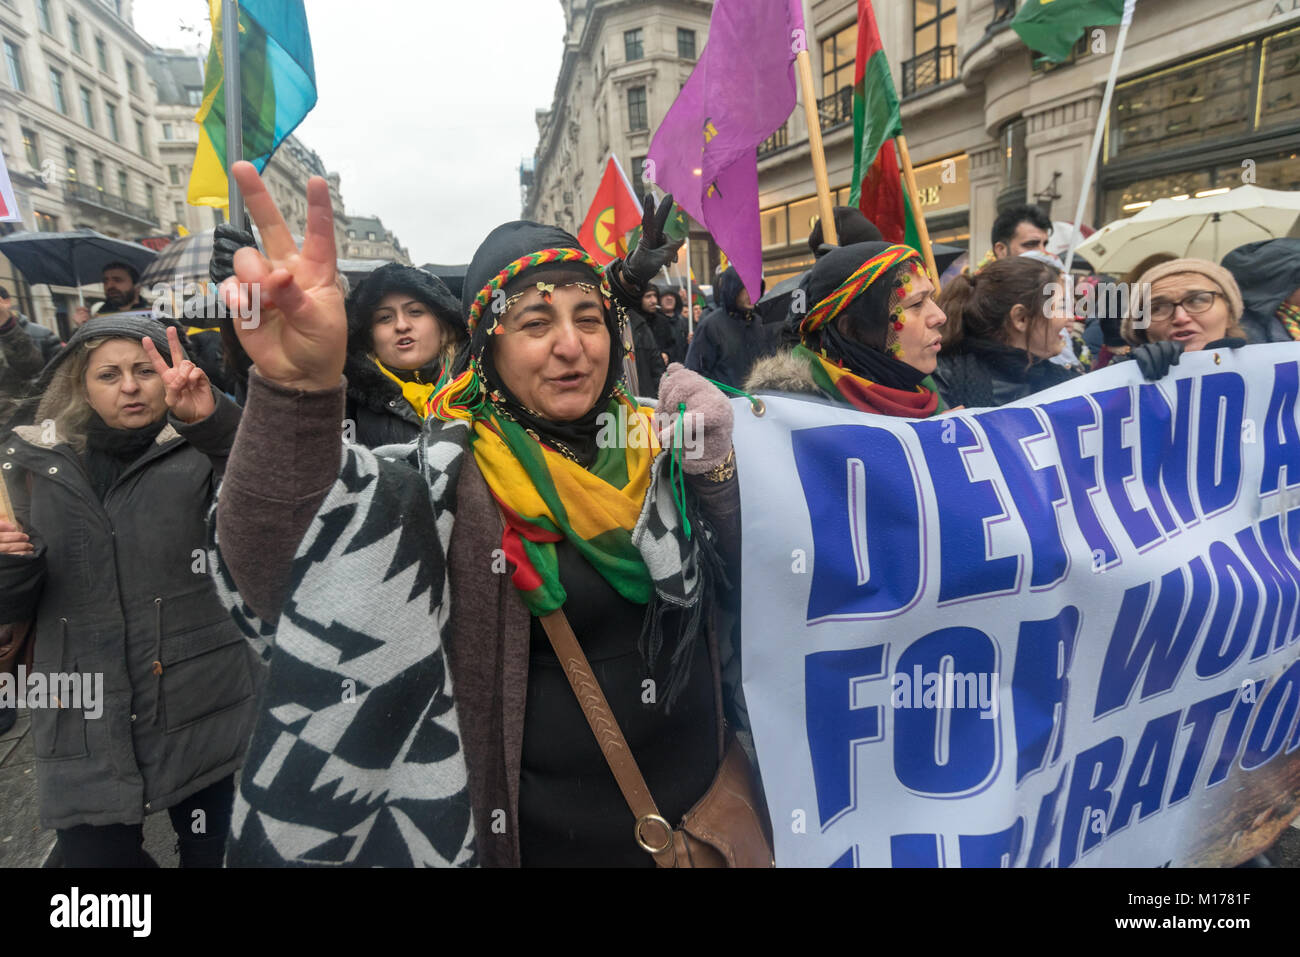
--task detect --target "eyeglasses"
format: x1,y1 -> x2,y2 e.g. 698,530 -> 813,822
1147,290 -> 1222,324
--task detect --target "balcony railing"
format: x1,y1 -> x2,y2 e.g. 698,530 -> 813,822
902,45 -> 957,97
991,0 -> 1016,27
816,86 -> 854,131
758,125 -> 789,157
64,180 -> 159,227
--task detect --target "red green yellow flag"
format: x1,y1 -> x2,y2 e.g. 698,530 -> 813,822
847,0 -> 919,248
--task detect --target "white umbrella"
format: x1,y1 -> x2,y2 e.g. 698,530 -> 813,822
1075,186 -> 1300,275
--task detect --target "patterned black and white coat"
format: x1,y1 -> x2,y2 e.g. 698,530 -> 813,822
207,411 -> 696,867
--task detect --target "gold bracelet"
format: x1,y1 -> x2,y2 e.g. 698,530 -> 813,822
703,448 -> 736,483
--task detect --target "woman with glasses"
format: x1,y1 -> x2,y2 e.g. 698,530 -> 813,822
1117,258 -> 1249,379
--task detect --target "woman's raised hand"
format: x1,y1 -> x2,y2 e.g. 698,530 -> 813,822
220,161 -> 346,391
142,325 -> 214,424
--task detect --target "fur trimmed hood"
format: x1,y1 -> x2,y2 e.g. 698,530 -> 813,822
743,349 -> 821,396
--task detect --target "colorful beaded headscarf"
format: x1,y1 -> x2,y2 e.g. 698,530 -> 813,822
466,247 -> 604,335
799,244 -> 922,337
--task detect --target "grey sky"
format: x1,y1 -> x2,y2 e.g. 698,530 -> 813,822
130,0 -> 566,265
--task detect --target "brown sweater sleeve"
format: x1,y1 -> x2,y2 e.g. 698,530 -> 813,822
216,368 -> 344,624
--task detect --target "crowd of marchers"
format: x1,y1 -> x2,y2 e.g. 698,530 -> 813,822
0,161 -> 1295,868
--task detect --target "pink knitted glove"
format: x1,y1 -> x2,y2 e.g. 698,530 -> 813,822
656,362 -> 734,474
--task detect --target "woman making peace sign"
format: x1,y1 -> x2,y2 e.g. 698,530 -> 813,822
210,160 -> 759,867
0,315 -> 258,867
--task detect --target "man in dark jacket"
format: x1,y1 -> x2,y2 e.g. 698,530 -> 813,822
1222,238 -> 1300,343
685,266 -> 771,389
95,262 -> 148,315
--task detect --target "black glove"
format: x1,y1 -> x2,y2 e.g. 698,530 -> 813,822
209,221 -> 257,286
1099,316 -> 1126,349
623,194 -> 685,290
1131,340 -> 1183,380
1203,337 -> 1249,350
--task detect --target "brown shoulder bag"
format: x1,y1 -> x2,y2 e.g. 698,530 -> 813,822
538,609 -> 774,868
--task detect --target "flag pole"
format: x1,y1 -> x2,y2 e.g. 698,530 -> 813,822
685,233 -> 694,338
895,135 -> 940,288
1062,0 -> 1136,292
222,0 -> 245,231
794,47 -> 838,246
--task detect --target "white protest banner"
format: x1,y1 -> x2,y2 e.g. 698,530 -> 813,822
0,148 -> 23,223
736,345 -> 1300,867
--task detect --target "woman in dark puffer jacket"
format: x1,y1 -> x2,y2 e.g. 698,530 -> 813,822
344,264 -> 467,448
0,315 -> 258,867
933,256 -> 1078,409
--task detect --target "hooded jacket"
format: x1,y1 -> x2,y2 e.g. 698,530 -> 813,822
0,316 -> 259,829
1221,239 -> 1300,344
344,264 -> 465,448
685,267 -> 774,389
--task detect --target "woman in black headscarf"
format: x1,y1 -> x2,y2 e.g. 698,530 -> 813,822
745,241 -> 948,418
209,162 -> 763,868
342,263 -> 465,447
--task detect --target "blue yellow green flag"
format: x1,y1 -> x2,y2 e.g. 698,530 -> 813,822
188,0 -> 317,209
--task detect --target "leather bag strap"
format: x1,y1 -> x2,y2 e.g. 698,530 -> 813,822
536,609 -> 676,865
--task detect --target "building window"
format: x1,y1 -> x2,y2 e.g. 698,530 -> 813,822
95,36 -> 109,73
144,183 -> 154,213
49,68 -> 67,113
21,127 -> 39,168
37,0 -> 52,34
68,15 -> 82,56
367,231 -> 375,240
906,0 -> 957,93
173,200 -> 183,225
125,60 -> 137,94
185,86 -> 202,106
106,101 -> 119,142
168,164 -> 179,185
821,23 -> 857,97
80,86 -> 95,128
93,159 -> 105,190
4,39 -> 25,93
162,122 -> 173,140
135,118 -> 146,156
65,145 -> 77,182
627,85 -> 648,131
117,168 -> 128,198
677,28 -> 696,60
35,211 -> 58,232
625,28 -> 644,62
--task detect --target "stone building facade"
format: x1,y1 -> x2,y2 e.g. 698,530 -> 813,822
522,0 -> 716,282
0,0 -> 167,326
757,0 -> 1300,282
343,213 -> 411,264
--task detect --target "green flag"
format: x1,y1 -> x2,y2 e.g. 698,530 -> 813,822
1012,0 -> 1125,64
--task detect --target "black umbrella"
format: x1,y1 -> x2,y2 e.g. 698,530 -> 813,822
0,228 -> 158,303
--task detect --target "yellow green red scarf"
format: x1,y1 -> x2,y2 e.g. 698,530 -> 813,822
797,345 -> 944,417
432,373 -> 660,614
372,356 -> 441,421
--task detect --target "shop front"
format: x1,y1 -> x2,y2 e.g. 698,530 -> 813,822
1101,24 -> 1300,224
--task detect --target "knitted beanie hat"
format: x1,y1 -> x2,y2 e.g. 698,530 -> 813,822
1123,257 -> 1245,345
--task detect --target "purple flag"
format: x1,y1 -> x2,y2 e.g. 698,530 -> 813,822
645,0 -> 805,299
